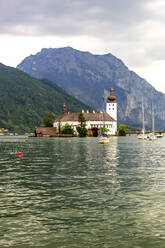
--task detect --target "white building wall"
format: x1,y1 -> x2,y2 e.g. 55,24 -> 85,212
54,120 -> 116,135
54,121 -> 79,133
106,102 -> 117,134
106,102 -> 117,120
106,102 -> 117,121
86,120 -> 116,134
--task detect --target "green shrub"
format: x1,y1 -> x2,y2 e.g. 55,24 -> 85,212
118,124 -> 126,136
61,123 -> 74,134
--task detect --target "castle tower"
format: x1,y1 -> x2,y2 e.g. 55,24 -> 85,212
106,87 -> 117,121
62,103 -> 67,114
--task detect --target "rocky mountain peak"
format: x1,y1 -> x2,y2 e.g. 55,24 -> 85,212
17,47 -> 165,129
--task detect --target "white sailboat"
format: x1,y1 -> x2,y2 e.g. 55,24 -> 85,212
98,109 -> 109,144
149,103 -> 157,141
155,133 -> 163,138
137,97 -> 148,140
98,135 -> 109,144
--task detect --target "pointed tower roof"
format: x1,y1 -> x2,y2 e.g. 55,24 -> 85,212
107,87 -> 116,103
62,103 -> 67,114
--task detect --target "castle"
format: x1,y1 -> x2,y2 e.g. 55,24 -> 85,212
53,87 -> 117,135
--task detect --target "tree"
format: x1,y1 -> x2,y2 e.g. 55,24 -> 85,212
100,126 -> 109,135
118,124 -> 126,136
43,112 -> 53,127
61,123 -> 74,134
76,112 -> 87,137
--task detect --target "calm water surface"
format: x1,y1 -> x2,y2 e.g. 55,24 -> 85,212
0,136 -> 165,247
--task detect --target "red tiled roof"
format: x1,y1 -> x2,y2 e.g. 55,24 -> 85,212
55,112 -> 116,122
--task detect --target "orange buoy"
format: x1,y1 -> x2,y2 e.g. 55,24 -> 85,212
104,140 -> 108,144
18,152 -> 23,157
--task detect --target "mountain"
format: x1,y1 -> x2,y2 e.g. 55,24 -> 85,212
0,63 -> 91,133
17,47 -> 165,130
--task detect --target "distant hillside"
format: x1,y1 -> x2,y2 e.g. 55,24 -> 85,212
17,47 -> 165,129
0,63 -> 90,133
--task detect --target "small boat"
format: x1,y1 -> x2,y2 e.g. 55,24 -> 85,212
98,136 -> 110,144
155,134 -> 163,138
98,109 -> 110,144
137,132 -> 148,140
149,134 -> 157,141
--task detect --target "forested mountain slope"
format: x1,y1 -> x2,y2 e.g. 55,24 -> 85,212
0,63 -> 90,132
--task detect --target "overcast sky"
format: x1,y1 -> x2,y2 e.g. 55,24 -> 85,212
1,0 -> 165,93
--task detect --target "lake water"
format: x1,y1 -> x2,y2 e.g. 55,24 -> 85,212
0,135 -> 165,248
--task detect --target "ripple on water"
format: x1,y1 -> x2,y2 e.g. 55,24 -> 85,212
0,136 -> 165,247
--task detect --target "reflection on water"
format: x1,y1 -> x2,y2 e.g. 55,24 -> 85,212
0,136 -> 165,247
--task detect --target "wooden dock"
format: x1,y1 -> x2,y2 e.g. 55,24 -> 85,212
126,130 -> 165,134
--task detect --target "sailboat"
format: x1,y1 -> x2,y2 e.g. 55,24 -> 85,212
137,97 -> 148,140
149,103 -> 157,141
98,135 -> 109,144
98,110 -> 109,144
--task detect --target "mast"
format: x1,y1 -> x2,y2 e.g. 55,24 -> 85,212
142,97 -> 145,135
103,109 -> 105,134
102,96 -> 105,135
152,102 -> 154,135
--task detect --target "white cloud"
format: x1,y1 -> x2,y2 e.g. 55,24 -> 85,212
137,61 -> 165,93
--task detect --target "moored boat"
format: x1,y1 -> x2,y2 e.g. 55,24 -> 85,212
148,103 -> 157,141
155,133 -> 163,138
98,136 -> 110,144
137,97 -> 148,140
148,134 -> 157,141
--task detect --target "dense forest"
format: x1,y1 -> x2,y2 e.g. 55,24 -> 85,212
0,63 -> 91,133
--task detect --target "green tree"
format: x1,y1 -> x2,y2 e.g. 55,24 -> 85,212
0,63 -> 91,133
100,126 -> 109,135
118,124 -> 126,136
43,112 -> 53,127
61,123 -> 74,134
76,112 -> 87,137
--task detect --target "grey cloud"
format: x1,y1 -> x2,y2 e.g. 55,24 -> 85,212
1,0 -> 164,67
0,0 -> 151,36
